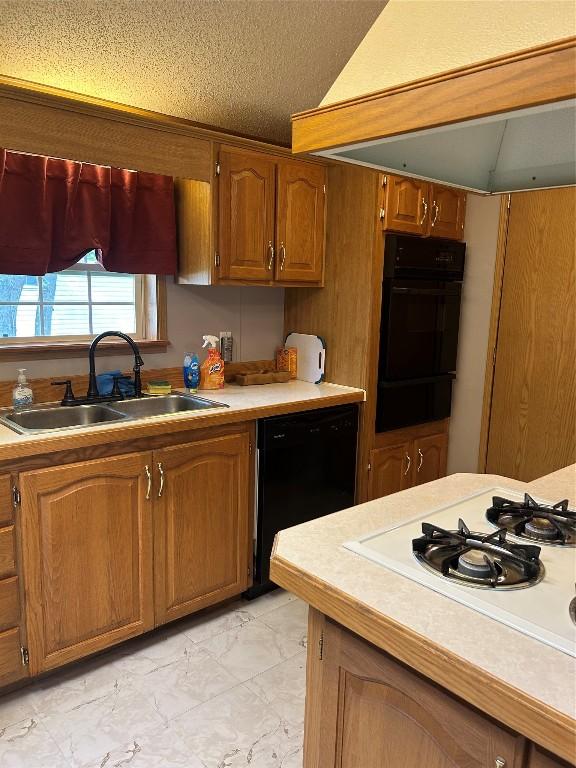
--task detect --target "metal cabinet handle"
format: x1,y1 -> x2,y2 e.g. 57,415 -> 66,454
404,453 -> 411,476
431,201 -> 439,226
419,199 -> 428,225
267,241 -> 275,270
279,242 -> 286,271
144,465 -> 152,500
157,462 -> 165,498
417,448 -> 424,473
494,758 -> 506,768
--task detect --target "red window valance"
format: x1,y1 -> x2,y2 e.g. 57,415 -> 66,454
0,148 -> 177,275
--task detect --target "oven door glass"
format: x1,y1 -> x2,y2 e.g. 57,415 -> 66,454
380,278 -> 462,379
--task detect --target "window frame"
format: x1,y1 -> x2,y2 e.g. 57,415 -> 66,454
0,272 -> 168,360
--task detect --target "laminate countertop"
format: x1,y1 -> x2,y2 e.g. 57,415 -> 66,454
0,380 -> 364,463
270,465 -> 576,763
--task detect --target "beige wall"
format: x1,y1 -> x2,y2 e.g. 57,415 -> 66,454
0,282 -> 285,383
321,0 -> 575,106
447,194 -> 501,474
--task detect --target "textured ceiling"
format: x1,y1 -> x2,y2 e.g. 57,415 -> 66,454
0,0 -> 386,143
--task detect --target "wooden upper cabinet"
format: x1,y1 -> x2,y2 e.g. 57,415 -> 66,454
276,161 -> 325,283
309,617 -> 526,768
20,452 -> 154,674
382,174 -> 429,235
218,147 -> 276,282
368,443 -> 412,500
413,432 -> 448,486
154,431 -> 251,625
429,184 -> 466,240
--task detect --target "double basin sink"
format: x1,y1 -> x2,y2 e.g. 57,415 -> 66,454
0,393 -> 228,435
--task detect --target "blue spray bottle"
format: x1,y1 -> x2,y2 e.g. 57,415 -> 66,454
183,352 -> 200,393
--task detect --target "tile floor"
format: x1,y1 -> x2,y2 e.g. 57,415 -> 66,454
0,590 -> 308,768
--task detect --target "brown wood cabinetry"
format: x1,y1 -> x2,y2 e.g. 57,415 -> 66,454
178,145 -> 326,286
381,174 -> 466,240
154,432 -> 251,625
368,421 -> 449,500
305,610 -> 528,768
528,745 -> 573,768
13,427 -> 252,678
20,452 -> 155,674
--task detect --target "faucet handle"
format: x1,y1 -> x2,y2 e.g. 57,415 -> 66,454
52,380 -> 76,406
111,375 -> 132,399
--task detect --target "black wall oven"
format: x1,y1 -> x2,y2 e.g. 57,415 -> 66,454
376,234 -> 466,432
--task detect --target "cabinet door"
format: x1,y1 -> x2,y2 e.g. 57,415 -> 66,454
20,453 -> 154,674
383,174 -> 429,235
218,146 -> 276,281
429,184 -> 466,239
276,161 -> 325,283
368,442 -> 412,500
528,744 -> 572,768
413,432 -> 448,486
310,615 -> 526,768
154,432 -> 251,625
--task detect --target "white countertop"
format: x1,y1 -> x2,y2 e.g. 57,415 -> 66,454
273,465 -> 576,722
0,380 -> 365,461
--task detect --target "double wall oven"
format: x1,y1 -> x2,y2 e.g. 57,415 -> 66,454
376,234 -> 466,432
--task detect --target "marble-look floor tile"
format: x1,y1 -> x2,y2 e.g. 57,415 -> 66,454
0,717 -> 71,768
132,645 -> 240,722
173,682 -> 303,768
244,651 -> 307,730
78,724 -> 205,768
111,628 -> 196,678
0,687 -> 38,731
242,588 -> 298,618
198,618 -> 303,682
41,684 -> 164,768
181,599 -> 254,643
259,598 -> 308,650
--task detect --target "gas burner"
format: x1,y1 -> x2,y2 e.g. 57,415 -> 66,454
412,518 -> 544,589
570,594 -> 576,627
486,494 -> 576,547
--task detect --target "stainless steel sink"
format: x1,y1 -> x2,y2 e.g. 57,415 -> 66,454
0,393 -> 228,435
0,404 -> 128,434
113,393 -> 227,418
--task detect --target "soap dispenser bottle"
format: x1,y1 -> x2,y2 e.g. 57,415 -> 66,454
12,368 -> 34,408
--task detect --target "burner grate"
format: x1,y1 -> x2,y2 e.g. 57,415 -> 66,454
486,493 -> 576,546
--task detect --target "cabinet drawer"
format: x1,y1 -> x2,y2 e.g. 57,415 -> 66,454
0,627 -> 26,686
0,526 -> 15,578
0,577 -> 20,631
0,474 -> 13,526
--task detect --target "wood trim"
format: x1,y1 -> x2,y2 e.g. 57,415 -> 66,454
374,418 -> 449,450
269,554 -> 576,764
0,339 -> 169,362
477,196 -> 511,472
291,37 -> 576,154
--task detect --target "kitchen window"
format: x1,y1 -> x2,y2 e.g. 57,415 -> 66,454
0,252 -> 167,359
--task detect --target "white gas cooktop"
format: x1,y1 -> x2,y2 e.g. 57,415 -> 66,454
344,487 -> 576,657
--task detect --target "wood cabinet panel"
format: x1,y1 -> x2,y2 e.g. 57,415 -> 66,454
383,174 -> 429,235
309,615 -> 526,768
429,184 -> 466,240
154,432 -> 251,625
20,452 -> 154,674
276,161 -> 325,283
368,442 -> 412,500
0,576 -> 20,631
414,432 -> 448,486
0,627 -> 27,687
528,744 -> 573,768
0,474 -> 13,526
218,147 -> 276,282
0,525 -> 15,578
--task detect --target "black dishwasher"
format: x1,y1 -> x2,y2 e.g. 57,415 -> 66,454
244,404 -> 358,599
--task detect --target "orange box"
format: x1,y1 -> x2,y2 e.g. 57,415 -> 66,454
276,347 -> 297,380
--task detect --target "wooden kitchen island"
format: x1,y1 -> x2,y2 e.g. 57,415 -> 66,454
270,466 -> 576,768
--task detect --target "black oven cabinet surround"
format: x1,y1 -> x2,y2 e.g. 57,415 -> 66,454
376,234 -> 466,433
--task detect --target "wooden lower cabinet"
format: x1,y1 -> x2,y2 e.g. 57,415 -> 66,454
20,452 -> 155,674
153,432 -> 251,625
528,744 -> 573,768
368,421 -> 449,500
305,611 -> 527,768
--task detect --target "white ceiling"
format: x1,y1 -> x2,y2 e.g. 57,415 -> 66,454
0,0 -> 386,143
